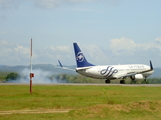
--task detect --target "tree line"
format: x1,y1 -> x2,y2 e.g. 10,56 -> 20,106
0,72 -> 161,84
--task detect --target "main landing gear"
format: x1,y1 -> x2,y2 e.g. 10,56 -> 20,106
105,79 -> 111,84
105,79 -> 125,84
120,80 -> 125,84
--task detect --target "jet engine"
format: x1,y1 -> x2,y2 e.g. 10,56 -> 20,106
131,74 -> 144,80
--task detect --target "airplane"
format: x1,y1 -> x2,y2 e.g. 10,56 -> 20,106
59,43 -> 154,84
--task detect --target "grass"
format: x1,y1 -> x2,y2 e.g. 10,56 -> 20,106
0,85 -> 161,119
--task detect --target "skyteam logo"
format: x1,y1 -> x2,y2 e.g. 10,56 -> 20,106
100,66 -> 118,77
76,52 -> 84,62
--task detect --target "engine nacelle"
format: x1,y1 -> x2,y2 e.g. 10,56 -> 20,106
131,74 -> 144,80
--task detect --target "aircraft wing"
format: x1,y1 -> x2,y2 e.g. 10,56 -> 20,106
58,60 -> 75,71
116,72 -> 137,79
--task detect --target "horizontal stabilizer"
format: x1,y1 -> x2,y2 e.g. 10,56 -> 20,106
58,60 -> 75,71
76,66 -> 93,71
58,60 -> 63,67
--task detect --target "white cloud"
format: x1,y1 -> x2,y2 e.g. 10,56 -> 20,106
33,0 -> 123,9
33,45 -> 73,65
0,0 -> 98,9
110,37 -> 136,50
0,40 -> 73,66
0,0 -> 20,9
0,40 -> 30,65
107,37 -> 161,65
109,37 -> 161,54
0,0 -> 122,9
0,31 -> 6,34
33,0 -> 61,9
70,38 -> 161,66
155,37 -> 161,43
33,0 -> 98,9
109,37 -> 139,55
1,37 -> 161,67
82,44 -> 109,64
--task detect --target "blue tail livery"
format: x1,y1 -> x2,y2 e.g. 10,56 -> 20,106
73,43 -> 94,67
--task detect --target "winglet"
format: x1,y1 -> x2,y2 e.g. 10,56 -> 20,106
58,60 -> 63,67
150,60 -> 153,70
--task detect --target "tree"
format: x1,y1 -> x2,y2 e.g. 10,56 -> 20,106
6,72 -> 19,81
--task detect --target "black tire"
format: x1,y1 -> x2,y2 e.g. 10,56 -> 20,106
105,79 -> 111,84
120,80 -> 125,84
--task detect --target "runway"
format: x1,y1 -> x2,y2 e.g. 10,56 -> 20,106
1,83 -> 161,87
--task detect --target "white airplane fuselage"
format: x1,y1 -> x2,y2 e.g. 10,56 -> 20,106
76,64 -> 154,79
59,43 -> 154,84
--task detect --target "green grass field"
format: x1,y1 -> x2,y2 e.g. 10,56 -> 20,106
0,85 -> 161,120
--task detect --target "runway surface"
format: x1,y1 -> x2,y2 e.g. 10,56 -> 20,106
0,83 -> 161,87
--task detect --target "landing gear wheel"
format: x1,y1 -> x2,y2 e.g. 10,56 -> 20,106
105,79 -> 111,84
120,80 -> 125,84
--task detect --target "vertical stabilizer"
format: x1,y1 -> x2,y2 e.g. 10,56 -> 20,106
73,43 -> 94,67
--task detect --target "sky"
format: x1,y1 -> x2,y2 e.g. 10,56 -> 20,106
0,0 -> 161,67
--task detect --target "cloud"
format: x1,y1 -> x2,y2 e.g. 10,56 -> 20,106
0,0 -> 98,9
33,45 -> 73,65
33,0 -> 61,9
107,37 -> 161,65
109,37 -> 161,54
0,40 -> 73,66
0,0 -> 122,10
0,40 -> 30,65
33,0 -> 123,9
82,44 -> 110,64
75,38 -> 156,65
33,0 -> 99,9
155,37 -> 161,43
0,31 -> 6,34
109,37 -> 139,55
1,37 -> 161,67
73,37 -> 161,66
0,0 -> 20,9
